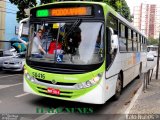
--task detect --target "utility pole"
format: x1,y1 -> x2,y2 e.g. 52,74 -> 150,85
156,32 -> 160,79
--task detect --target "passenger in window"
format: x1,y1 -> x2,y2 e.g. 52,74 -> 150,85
48,29 -> 63,54
31,29 -> 46,55
48,39 -> 62,54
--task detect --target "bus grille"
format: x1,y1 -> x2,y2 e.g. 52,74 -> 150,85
36,78 -> 76,86
29,65 -> 87,74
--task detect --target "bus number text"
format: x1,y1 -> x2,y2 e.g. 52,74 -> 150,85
32,72 -> 45,79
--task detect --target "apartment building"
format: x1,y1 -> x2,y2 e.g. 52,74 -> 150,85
133,3 -> 160,39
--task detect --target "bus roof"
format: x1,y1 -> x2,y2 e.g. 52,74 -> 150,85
31,1 -> 147,38
31,1 -> 106,10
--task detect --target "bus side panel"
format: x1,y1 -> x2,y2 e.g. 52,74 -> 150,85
121,53 -> 133,87
104,75 -> 118,101
105,52 -> 122,101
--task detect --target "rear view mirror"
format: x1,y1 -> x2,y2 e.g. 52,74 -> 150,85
111,35 -> 118,52
109,27 -> 118,54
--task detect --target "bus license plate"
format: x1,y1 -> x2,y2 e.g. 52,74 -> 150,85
47,88 -> 60,95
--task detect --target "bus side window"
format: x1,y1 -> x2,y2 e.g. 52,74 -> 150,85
106,14 -> 118,69
119,23 -> 127,51
106,27 -> 112,68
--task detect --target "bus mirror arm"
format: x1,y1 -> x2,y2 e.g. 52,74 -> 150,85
18,22 -> 23,38
18,17 -> 29,38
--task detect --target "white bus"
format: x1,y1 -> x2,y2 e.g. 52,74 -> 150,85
19,2 -> 147,104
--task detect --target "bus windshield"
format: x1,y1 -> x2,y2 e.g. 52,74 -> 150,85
27,21 -> 104,65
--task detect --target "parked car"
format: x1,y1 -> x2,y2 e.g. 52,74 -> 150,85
147,52 -> 154,61
2,52 -> 25,71
0,48 -> 17,68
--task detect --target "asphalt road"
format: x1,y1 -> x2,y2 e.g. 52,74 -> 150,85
0,59 -> 157,120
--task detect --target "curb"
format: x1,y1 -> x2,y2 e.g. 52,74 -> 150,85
124,65 -> 156,115
125,83 -> 143,115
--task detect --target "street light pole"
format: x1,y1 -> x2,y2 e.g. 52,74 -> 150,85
156,32 -> 160,79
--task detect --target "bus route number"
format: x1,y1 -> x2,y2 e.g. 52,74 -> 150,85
32,72 -> 45,79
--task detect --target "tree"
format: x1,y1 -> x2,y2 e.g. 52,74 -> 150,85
40,0 -> 52,4
148,37 -> 158,45
9,0 -> 37,22
93,0 -> 131,21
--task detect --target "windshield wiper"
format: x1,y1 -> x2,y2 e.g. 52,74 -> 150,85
63,19 -> 82,40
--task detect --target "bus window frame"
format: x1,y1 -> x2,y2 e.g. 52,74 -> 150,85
119,22 -> 128,52
105,12 -> 118,70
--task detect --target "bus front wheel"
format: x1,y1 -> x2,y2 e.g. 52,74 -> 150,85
114,74 -> 122,100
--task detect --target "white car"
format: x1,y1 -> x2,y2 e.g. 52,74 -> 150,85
2,52 -> 25,71
0,48 -> 17,68
147,52 -> 154,61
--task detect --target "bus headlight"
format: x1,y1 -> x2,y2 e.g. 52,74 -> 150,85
75,73 -> 102,89
24,71 -> 36,82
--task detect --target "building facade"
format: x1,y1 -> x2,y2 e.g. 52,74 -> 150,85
133,3 -> 160,39
5,0 -> 18,41
0,1 -> 6,48
0,0 -> 18,49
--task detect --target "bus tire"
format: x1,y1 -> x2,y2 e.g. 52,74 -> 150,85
113,74 -> 122,100
137,63 -> 142,79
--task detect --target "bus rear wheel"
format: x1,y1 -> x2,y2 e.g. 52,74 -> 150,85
137,63 -> 142,79
114,74 -> 122,100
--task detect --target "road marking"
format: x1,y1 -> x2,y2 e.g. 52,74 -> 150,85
0,85 -> 10,89
15,93 -> 30,98
20,117 -> 32,120
35,114 -> 53,120
0,74 -> 21,79
19,114 -> 53,120
0,83 -> 22,90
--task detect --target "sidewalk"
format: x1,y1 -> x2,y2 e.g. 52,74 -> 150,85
129,69 -> 160,114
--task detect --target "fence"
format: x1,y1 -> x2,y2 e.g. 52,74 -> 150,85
143,68 -> 154,91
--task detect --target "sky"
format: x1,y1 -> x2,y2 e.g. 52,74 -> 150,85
126,0 -> 160,14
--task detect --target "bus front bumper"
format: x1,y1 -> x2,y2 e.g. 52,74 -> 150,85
23,76 -> 105,104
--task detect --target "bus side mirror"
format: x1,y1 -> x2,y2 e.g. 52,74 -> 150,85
111,35 -> 118,53
109,27 -> 118,54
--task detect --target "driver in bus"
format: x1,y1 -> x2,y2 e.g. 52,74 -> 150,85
31,29 -> 46,55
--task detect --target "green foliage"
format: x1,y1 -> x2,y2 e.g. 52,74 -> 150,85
40,0 -> 52,4
9,0 -> 37,22
93,0 -> 131,21
148,37 -> 159,45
